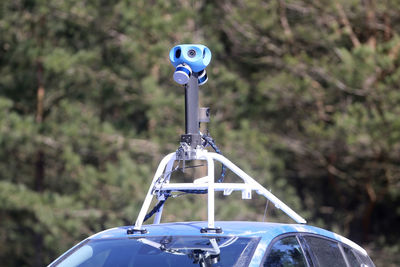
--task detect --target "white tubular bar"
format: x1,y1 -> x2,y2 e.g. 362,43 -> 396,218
152,183 -> 258,191
134,152 -> 176,229
153,157 -> 175,224
208,152 -> 306,224
205,152 -> 215,228
134,149 -> 306,230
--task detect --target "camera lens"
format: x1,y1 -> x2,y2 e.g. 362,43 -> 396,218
175,48 -> 181,58
187,49 -> 196,58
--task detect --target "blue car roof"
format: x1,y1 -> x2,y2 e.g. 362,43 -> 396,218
89,221 -> 367,257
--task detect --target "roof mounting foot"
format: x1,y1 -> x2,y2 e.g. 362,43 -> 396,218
127,228 -> 148,235
200,227 -> 223,234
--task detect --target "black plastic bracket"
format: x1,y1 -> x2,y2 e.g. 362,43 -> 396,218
198,107 -> 210,123
200,227 -> 223,234
180,134 -> 201,147
127,228 -> 148,235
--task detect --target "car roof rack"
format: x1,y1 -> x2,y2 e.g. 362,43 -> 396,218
131,44 -> 306,234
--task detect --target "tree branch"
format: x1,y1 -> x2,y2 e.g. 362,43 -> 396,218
335,2 -> 361,48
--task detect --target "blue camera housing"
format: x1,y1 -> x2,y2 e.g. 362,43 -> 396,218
169,44 -> 212,72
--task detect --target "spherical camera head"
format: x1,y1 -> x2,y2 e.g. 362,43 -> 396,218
169,44 -> 212,73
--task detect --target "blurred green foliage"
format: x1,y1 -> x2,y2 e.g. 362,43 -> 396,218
0,0 -> 399,266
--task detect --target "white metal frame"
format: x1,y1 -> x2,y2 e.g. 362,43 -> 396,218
134,149 -> 306,231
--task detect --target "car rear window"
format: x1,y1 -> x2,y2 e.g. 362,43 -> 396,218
303,236 -> 346,267
51,235 -> 259,267
263,236 -> 308,267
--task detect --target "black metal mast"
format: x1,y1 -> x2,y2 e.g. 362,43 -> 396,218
182,72 -> 201,149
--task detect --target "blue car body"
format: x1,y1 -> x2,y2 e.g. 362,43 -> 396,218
49,221 -> 374,267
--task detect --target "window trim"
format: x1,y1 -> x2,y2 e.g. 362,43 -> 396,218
297,234 -> 316,267
338,242 -> 352,267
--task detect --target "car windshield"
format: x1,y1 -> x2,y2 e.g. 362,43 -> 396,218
52,235 -> 259,267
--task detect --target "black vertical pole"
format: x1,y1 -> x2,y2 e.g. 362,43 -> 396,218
185,73 -> 199,134
182,72 -> 201,148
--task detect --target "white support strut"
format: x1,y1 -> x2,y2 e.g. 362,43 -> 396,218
153,157 -> 175,224
208,152 -> 306,224
205,152 -> 215,228
134,149 -> 306,231
134,152 -> 176,230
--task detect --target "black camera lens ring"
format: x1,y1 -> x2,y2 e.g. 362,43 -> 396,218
187,49 -> 196,58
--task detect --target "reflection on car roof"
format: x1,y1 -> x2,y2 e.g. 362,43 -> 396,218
89,221 -> 367,256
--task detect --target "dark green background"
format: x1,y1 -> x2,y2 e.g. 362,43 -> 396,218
0,0 -> 399,266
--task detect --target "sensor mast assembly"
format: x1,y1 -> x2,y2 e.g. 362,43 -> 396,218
131,44 -> 306,235
170,44 -> 212,157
